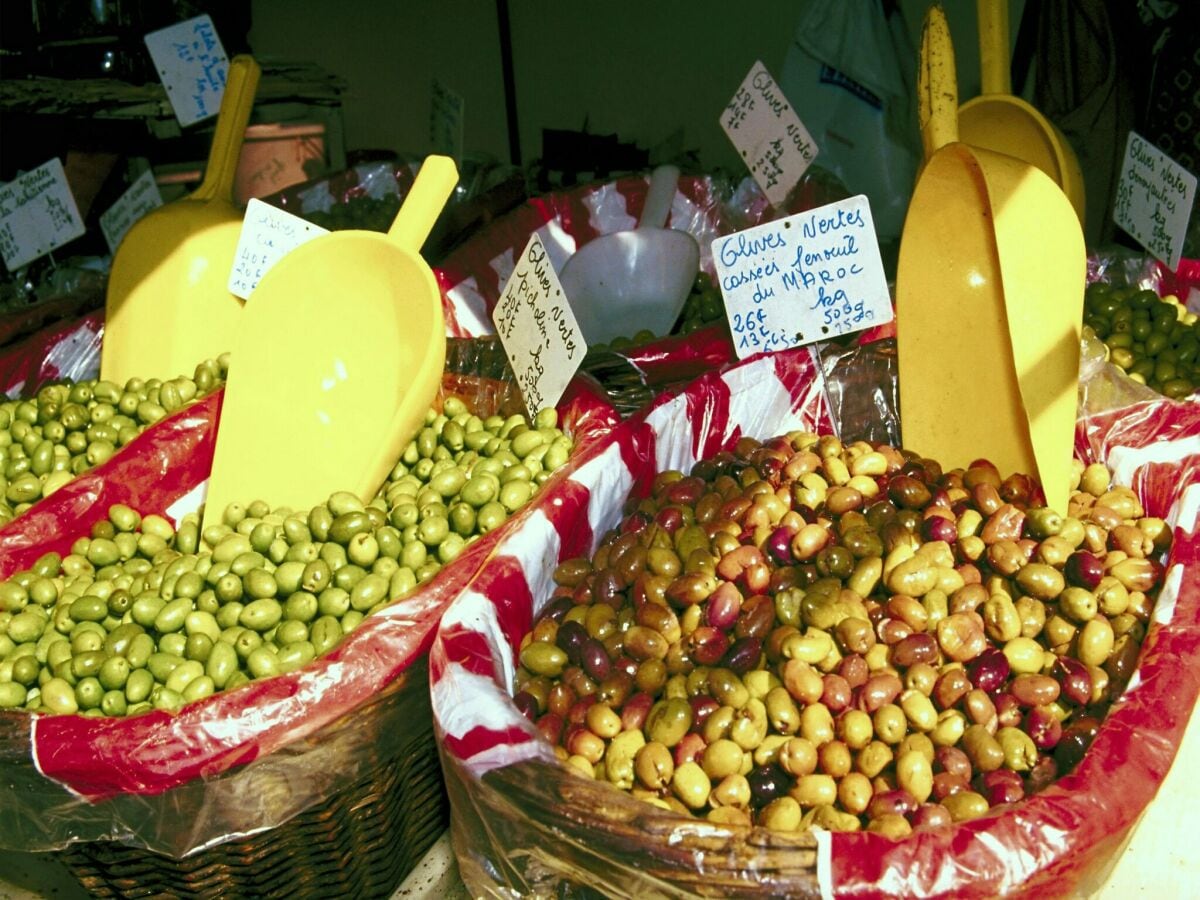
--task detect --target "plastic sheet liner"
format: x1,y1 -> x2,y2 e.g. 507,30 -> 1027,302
0,311 -> 104,398
0,367 -> 619,857
429,347 -> 1200,898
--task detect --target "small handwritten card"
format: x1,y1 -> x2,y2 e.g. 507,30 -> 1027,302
100,169 -> 163,253
0,158 -> 86,272
492,233 -> 587,418
720,60 -> 819,209
1114,131 -> 1197,272
430,79 -> 465,166
712,194 -> 893,360
228,199 -> 329,300
144,15 -> 229,127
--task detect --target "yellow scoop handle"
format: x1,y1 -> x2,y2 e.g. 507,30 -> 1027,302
977,0 -> 1011,96
919,3 -> 959,162
192,56 -> 260,203
387,154 -> 458,251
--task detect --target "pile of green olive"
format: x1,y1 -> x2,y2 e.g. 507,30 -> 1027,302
0,357 -> 229,527
513,434 -> 1167,836
0,398 -> 574,716
1084,281 -> 1199,399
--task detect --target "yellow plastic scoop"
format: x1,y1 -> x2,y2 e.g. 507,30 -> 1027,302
201,155 -> 458,531
896,3 -> 1085,513
958,0 -> 1086,226
101,55 -> 260,387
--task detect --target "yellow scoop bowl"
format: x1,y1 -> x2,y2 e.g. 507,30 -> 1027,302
102,55 -> 260,387
897,3 -> 1085,514
201,155 -> 458,531
958,0 -> 1086,227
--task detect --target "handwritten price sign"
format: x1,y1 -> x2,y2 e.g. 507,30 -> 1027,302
720,60 -> 819,208
1113,131 -> 1197,272
493,233 -> 587,418
712,194 -> 893,360
0,159 -> 86,271
228,199 -> 329,300
144,15 -> 229,127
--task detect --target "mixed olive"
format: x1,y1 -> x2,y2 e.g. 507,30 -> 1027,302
1084,281 -> 1199,399
0,357 -> 229,527
0,398 -> 575,716
514,433 -> 1167,836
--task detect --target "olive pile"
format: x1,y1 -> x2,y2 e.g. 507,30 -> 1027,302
514,434 -> 1167,836
0,357 -> 229,527
676,272 -> 726,335
0,398 -> 574,716
1084,282 -> 1199,398
304,194 -> 402,233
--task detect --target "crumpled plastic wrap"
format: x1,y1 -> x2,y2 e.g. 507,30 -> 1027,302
436,167 -> 849,342
429,346 -> 1200,899
0,364 -> 620,858
0,310 -> 104,398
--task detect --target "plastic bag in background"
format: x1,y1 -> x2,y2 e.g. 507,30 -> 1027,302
0,311 -> 103,398
778,0 -> 921,257
259,155 -> 527,263
0,260 -> 105,352
430,345 -> 1200,899
0,360 -> 619,857
819,336 -> 900,446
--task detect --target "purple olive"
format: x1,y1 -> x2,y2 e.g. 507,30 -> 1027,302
555,620 -> 588,665
1025,706 -> 1063,750
1052,656 -> 1093,707
747,764 -> 790,804
580,637 -> 611,682
868,788 -> 918,820
922,515 -> 959,545
1054,716 -> 1101,773
537,595 -> 573,625
976,768 -> 1025,805
765,526 -> 797,566
689,695 -> 720,733
992,691 -> 1023,728
705,581 -> 743,630
513,690 -> 539,721
966,647 -> 1010,693
724,636 -> 763,675
1065,551 -> 1105,590
688,626 -> 730,666
910,803 -> 953,830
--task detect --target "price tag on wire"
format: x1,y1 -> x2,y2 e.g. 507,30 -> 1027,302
1113,131 -> 1197,272
0,158 -> 86,272
144,15 -> 230,127
712,195 -> 893,437
492,233 -> 587,418
228,199 -> 329,300
720,60 -> 819,209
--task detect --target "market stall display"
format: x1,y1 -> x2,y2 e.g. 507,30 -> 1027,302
430,346 -> 1199,898
0,350 -> 619,898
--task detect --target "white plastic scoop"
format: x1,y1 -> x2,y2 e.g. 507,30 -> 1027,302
559,165 -> 700,345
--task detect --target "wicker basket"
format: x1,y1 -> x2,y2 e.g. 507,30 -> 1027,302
54,662 -> 447,899
466,759 -> 821,899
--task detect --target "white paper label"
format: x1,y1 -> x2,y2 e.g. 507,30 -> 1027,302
1113,131 -> 1197,272
712,194 -> 893,359
144,15 -> 230,128
0,158 -> 86,271
430,79 -> 465,165
492,234 -> 587,418
228,199 -> 329,300
720,60 -> 819,209
100,169 -> 163,254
